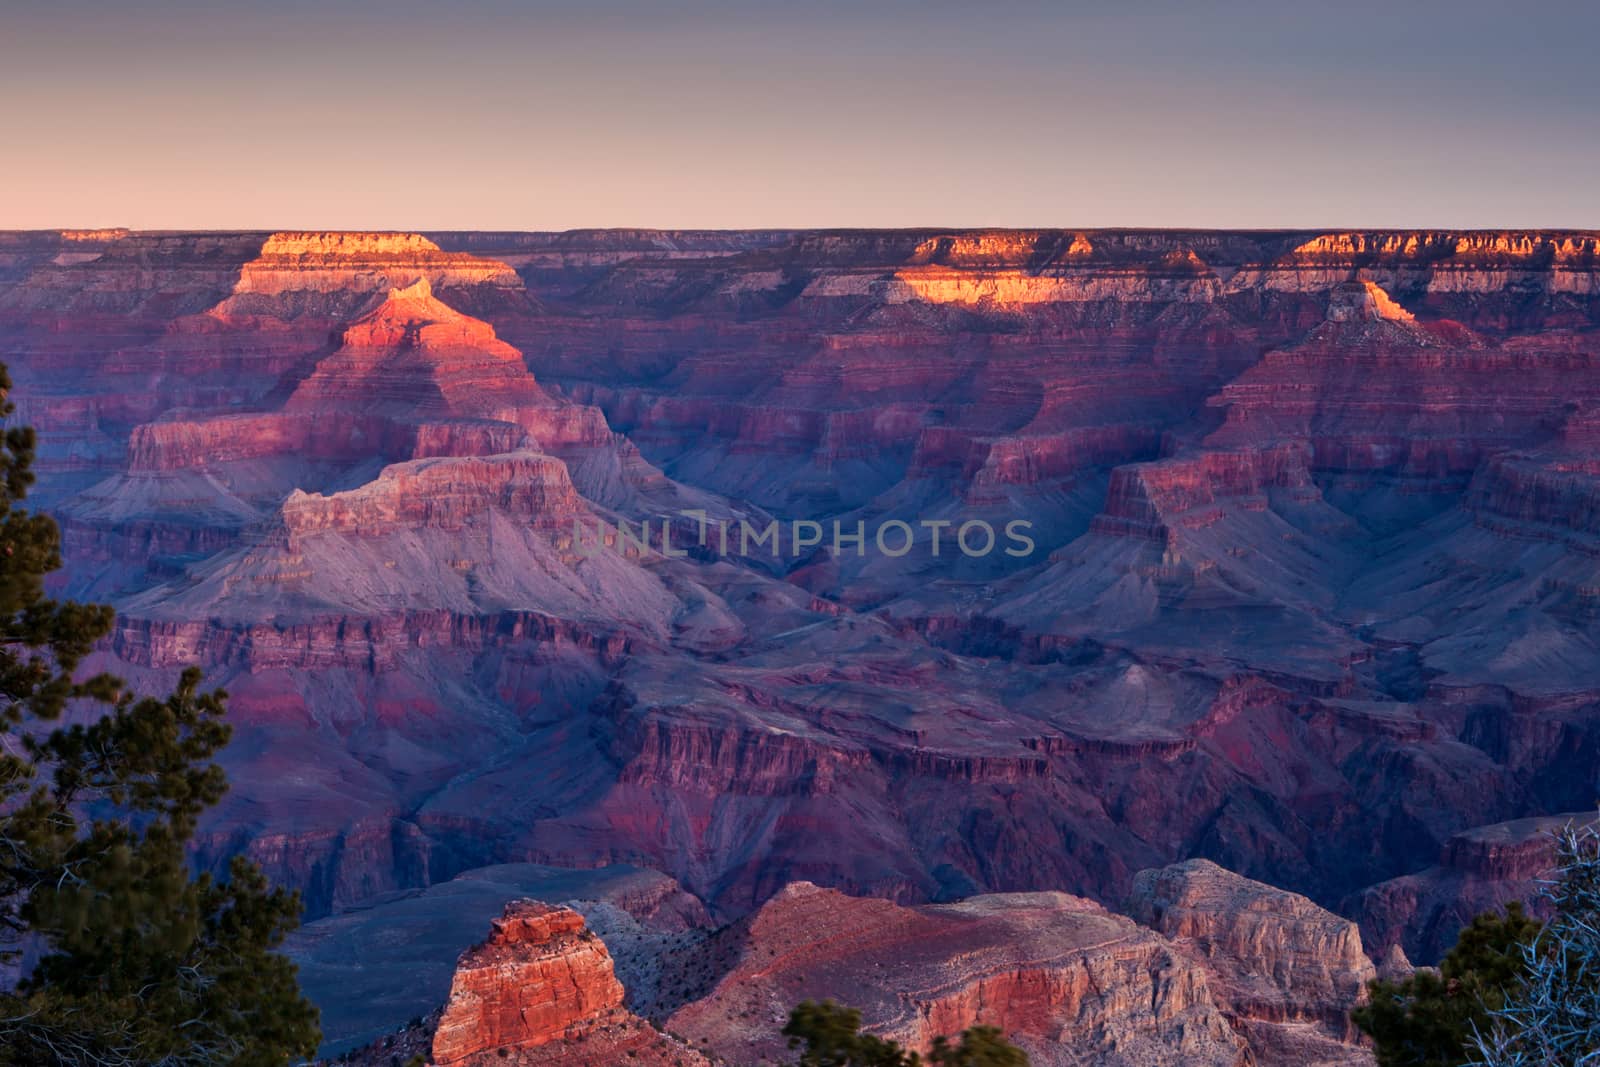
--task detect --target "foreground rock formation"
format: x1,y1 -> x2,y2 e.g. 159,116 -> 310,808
6,229 -> 1600,1040
324,899 -> 708,1067
285,863 -> 707,1054
665,881 -> 1250,1067
330,862 -> 1378,1066
428,901 -> 710,1066
1127,860 -> 1384,1066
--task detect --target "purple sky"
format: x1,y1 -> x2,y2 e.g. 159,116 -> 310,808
5,0 -> 1598,230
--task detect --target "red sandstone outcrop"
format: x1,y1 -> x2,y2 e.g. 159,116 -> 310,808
283,278 -> 561,423
56,274 -> 635,603
431,902 -> 616,1061
197,275 -> 611,455
1092,443 -> 1321,541
426,901 -> 708,1067
0,231 -> 539,486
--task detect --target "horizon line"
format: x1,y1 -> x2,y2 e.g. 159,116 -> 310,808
10,224 -> 1600,237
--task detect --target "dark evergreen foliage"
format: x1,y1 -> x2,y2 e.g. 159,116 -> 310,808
1353,903 -> 1542,1067
784,1000 -> 1028,1067
0,365 -> 320,1065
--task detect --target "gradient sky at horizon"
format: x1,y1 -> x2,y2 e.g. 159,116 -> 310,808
5,0 -> 1599,231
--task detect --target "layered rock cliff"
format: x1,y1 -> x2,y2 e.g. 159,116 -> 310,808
663,881 -> 1249,1067
431,902 -> 621,1061
1128,859 -> 1379,1064
338,863 -> 1381,1067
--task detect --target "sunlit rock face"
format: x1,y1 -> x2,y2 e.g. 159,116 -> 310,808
6,228 -> 1600,1011
425,901 -> 714,1067
359,898 -> 711,1067
430,902 -> 625,1063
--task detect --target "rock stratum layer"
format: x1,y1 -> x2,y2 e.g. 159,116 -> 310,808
6,227 -> 1600,1055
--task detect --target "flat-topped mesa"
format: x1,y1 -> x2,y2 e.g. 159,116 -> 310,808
909,423 -> 1163,490
258,232 -> 442,257
125,414 -> 538,474
227,231 -> 521,300
174,230 -> 531,340
281,452 -> 584,539
428,901 -> 708,1067
1439,815 -> 1588,881
428,908 -> 614,1062
430,902 -> 621,1063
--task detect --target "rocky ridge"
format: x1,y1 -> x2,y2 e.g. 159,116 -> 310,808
330,859 -> 1380,1067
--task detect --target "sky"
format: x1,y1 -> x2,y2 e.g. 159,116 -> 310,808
4,0 -> 1598,231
